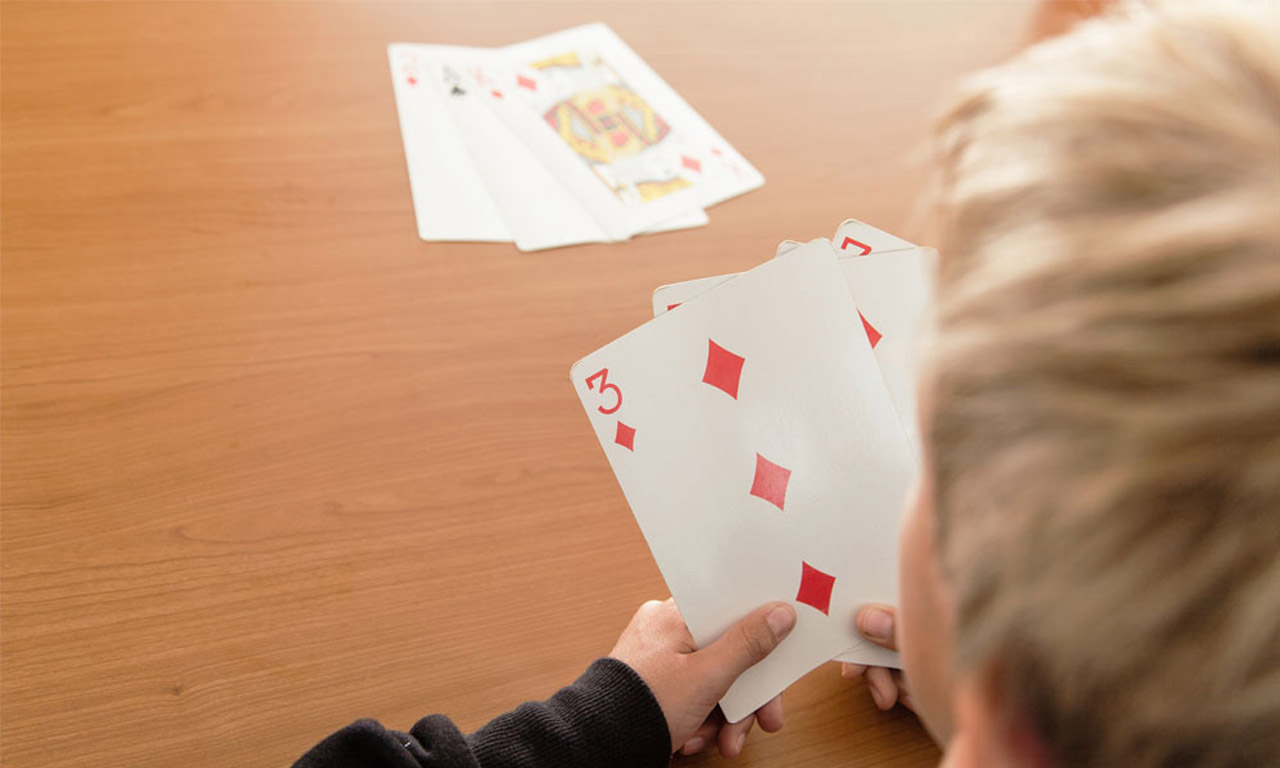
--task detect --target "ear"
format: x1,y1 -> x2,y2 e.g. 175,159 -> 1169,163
941,674 -> 1055,768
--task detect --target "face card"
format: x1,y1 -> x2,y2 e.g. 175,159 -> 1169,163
388,44 -> 511,242
483,24 -> 763,241
574,242 -> 915,721
831,218 -> 917,256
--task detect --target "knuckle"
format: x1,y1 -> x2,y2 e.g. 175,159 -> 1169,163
739,622 -> 773,661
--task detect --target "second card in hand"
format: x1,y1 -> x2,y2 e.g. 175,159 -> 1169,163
653,242 -> 937,460
570,241 -> 916,722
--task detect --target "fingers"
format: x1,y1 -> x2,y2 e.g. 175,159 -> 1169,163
893,669 -> 914,712
678,718 -> 720,756
848,608 -> 910,712
755,695 -> 785,732
696,602 -> 796,692
866,666 -> 900,710
855,603 -> 898,650
642,597 -> 687,631
679,697 -> 784,758
717,713 -> 755,758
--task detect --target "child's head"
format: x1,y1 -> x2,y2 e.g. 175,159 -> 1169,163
898,2 -> 1280,765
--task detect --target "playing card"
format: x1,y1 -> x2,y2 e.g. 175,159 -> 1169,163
573,242 -> 915,721
483,23 -> 763,241
445,47 -> 709,249
652,245 -> 936,457
650,242 -> 937,670
388,44 -> 511,242
831,218 -> 918,256
836,246 -> 937,458
650,275 -> 726,316
390,43 -> 706,249
649,240 -> 833,315
775,239 -> 803,257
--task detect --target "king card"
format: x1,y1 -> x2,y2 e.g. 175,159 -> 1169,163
484,23 -> 763,241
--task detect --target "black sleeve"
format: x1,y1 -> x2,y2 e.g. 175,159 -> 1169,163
292,658 -> 671,768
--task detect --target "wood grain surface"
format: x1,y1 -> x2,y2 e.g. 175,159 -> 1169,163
2,2 -> 1076,766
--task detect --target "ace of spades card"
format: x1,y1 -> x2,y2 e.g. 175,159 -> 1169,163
571,242 -> 916,721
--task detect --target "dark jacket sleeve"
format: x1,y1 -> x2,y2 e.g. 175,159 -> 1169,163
292,658 -> 671,768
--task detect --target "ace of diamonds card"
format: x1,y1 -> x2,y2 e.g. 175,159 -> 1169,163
571,242 -> 916,720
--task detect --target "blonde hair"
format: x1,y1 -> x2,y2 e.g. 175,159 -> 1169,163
926,2 -> 1280,766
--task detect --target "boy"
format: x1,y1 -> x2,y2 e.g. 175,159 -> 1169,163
297,2 -> 1280,765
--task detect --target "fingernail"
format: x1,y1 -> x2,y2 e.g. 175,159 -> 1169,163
682,736 -> 705,754
767,604 -> 796,639
862,607 -> 893,642
735,733 -> 747,754
868,682 -> 884,709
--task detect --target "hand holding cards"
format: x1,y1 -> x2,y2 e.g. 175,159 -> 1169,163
571,221 -> 936,721
389,25 -> 763,251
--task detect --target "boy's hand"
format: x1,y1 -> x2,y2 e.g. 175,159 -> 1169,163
609,597 -> 796,758
841,603 -> 916,712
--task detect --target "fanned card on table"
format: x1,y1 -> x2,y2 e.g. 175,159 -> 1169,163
481,23 -> 763,241
388,24 -> 761,250
571,241 -> 916,721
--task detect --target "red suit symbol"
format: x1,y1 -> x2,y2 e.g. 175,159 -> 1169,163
749,453 -> 792,511
614,421 -> 636,451
858,311 -> 882,349
702,340 -> 746,399
796,562 -> 836,615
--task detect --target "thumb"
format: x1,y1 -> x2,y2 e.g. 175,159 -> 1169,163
856,604 -> 898,650
697,602 -> 797,693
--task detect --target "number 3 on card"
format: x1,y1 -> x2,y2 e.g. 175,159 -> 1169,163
585,368 -> 622,414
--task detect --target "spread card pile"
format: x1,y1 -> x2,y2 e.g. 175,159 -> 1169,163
572,220 -> 937,722
389,24 -> 762,250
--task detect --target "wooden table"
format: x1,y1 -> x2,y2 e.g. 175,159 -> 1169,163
2,3 -> 1079,765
